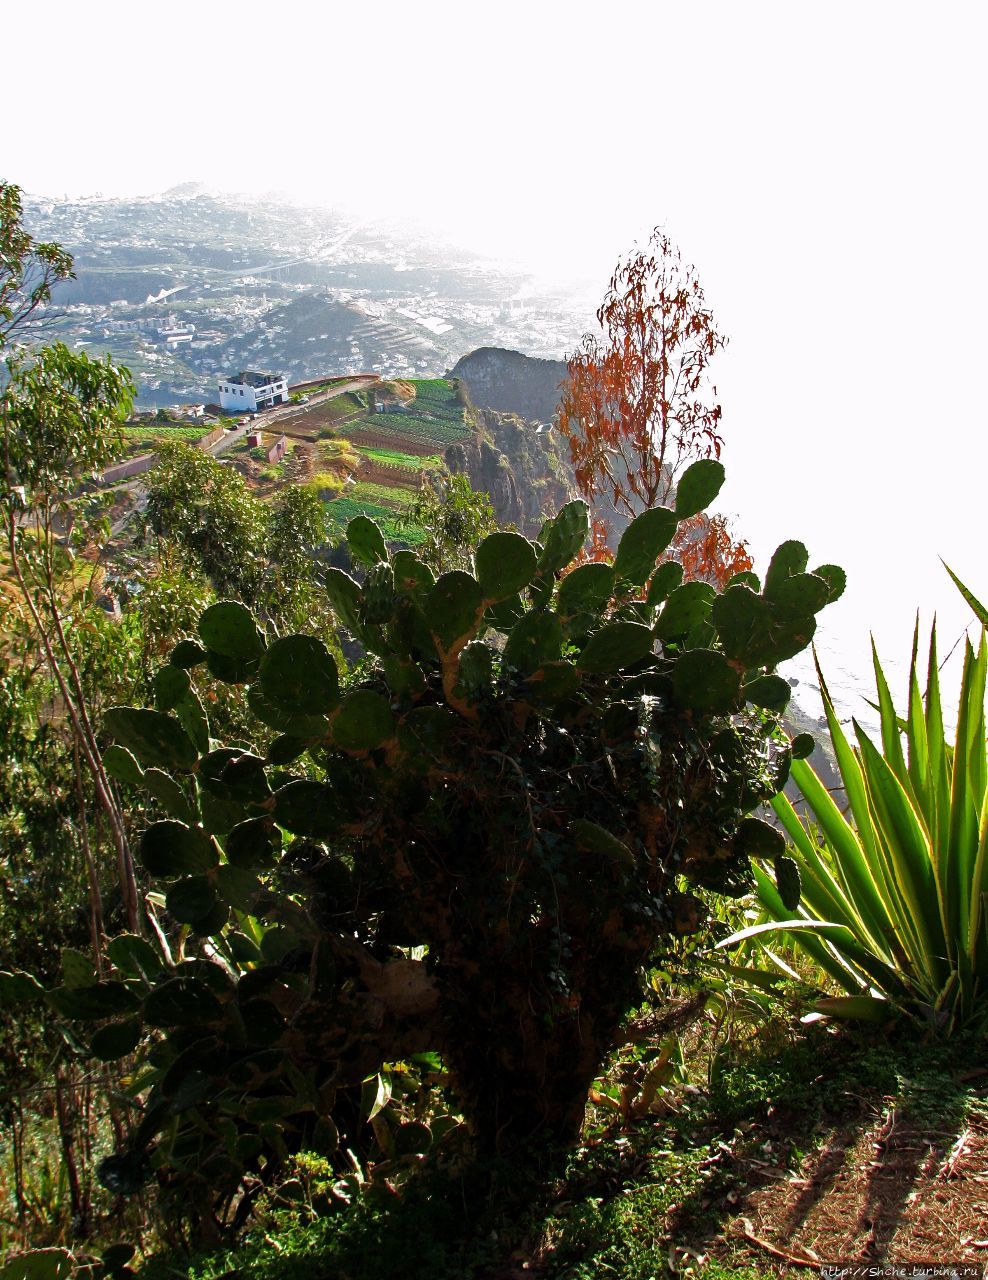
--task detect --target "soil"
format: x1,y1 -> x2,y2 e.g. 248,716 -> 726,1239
716,1091 -> 988,1269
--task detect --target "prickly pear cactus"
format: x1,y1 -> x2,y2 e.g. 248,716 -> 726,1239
49,460 -> 840,1229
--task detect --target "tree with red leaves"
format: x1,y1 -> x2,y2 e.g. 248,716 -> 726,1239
665,511 -> 753,589
558,228 -> 726,521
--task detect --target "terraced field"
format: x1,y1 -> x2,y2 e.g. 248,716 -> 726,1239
279,377 -> 473,544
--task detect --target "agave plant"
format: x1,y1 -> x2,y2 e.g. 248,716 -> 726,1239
728,589 -> 988,1034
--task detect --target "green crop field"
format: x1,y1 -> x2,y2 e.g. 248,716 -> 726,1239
409,377 -> 468,423
121,425 -> 208,443
365,412 -> 471,446
360,446 -> 441,470
324,495 -> 424,544
350,480 -> 417,509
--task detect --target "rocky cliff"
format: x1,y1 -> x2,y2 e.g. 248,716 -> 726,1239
443,404 -> 575,534
448,347 -> 569,424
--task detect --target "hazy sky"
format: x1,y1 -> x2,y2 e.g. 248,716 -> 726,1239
7,0 -> 988,715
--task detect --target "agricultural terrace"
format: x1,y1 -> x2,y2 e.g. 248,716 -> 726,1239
276,377 -> 472,544
119,422 -> 211,455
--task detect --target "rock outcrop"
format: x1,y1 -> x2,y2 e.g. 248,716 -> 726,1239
448,347 -> 568,424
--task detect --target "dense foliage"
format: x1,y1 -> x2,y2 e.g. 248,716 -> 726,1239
0,459 -> 846,1241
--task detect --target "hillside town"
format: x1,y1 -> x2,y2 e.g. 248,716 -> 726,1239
23,188 -> 595,407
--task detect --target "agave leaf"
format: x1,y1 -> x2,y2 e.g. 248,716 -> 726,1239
925,623 -> 951,852
813,656 -> 882,868
771,793 -> 868,937
906,619 -> 933,832
946,640 -> 980,936
788,757 -> 893,958
809,995 -> 891,1022
968,792 -> 988,974
942,560 -> 988,627
870,638 -> 909,792
855,728 -> 946,988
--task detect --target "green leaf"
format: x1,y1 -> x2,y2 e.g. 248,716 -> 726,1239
791,732 -> 815,760
736,816 -> 787,858
457,641 -> 495,692
89,1019 -> 141,1062
569,819 -> 636,870
225,817 -> 281,870
769,572 -> 830,620
392,550 -> 435,598
247,684 -> 330,739
360,1072 -> 392,1122
942,560 -> 988,627
673,458 -> 725,519
655,581 -> 716,642
266,734 -> 308,766
811,563 -> 846,605
324,567 -> 363,634
645,560 -> 684,605
763,541 -> 809,598
272,780 -> 348,838
259,635 -> 340,715
175,688 -> 209,755
197,600 -> 265,660
613,508 -> 678,585
0,1247 -> 75,1280
743,674 -> 792,713
504,612 -> 564,674
576,622 -> 655,673
669,648 -> 741,715
106,935 -> 162,980
144,977 -> 222,1028
143,768 -> 195,823
346,514 -> 388,566
475,531 -> 537,600
537,500 -> 590,575
61,948 -> 96,989
171,637 -> 208,669
46,982 -> 140,1021
556,563 -> 615,616
774,854 -> 801,911
153,665 -> 191,711
166,876 -> 219,926
426,571 -> 484,654
0,970 -> 45,1007
103,707 -> 198,772
103,744 -> 144,787
140,821 -> 218,877
215,865 -> 261,913
332,689 -> 395,751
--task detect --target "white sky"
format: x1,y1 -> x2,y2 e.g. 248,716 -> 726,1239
7,0 -> 988,716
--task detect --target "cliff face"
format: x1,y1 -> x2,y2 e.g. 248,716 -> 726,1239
444,404 -> 576,534
448,347 -> 569,424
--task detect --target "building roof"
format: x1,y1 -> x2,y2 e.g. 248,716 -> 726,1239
224,370 -> 284,388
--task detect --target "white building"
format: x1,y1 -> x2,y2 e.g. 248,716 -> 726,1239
218,371 -> 289,412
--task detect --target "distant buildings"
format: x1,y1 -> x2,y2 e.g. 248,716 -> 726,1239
218,371 -> 289,412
